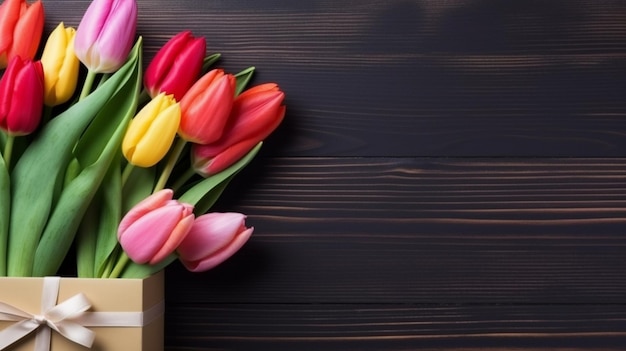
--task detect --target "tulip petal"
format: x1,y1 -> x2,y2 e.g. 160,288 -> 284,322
0,58 -> 43,136
10,0 -> 43,61
0,0 -> 22,66
181,227 -> 253,272
177,212 -> 245,261
75,0 -> 137,73
144,31 -> 205,100
149,212 -> 195,264
117,189 -> 173,238
193,138 -> 260,177
122,94 -> 181,167
120,204 -> 188,264
179,69 -> 235,144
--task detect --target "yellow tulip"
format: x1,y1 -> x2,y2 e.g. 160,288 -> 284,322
122,93 -> 181,167
40,22 -> 80,106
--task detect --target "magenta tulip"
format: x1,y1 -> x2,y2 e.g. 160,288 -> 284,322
0,56 -> 44,136
144,31 -> 206,101
178,69 -> 236,144
118,189 -> 195,265
191,83 -> 285,176
177,212 -> 254,272
74,0 -> 137,73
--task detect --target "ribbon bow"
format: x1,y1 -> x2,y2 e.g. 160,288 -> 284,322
0,277 -> 95,349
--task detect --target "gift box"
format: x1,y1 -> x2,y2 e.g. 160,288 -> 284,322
0,272 -> 164,351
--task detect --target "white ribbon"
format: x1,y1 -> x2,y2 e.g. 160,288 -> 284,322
0,277 -> 163,351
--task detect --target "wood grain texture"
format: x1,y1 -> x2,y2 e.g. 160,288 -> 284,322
166,157 -> 626,304
164,304 -> 626,351
43,0 -> 626,157
37,0 -> 626,350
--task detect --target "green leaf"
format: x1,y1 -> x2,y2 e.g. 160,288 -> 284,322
121,253 -> 176,279
0,155 -> 9,276
76,191 -> 100,278
33,91 -> 139,276
7,40 -> 143,276
122,165 -> 157,213
63,158 -> 81,187
201,53 -> 221,73
179,142 -> 262,210
25,40 -> 142,277
234,66 -> 255,96
193,176 -> 234,215
93,154 -> 123,278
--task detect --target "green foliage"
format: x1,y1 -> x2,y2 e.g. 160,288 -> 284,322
7,39 -> 143,277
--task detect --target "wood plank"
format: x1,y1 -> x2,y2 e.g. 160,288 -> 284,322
164,303 -> 626,350
165,157 -> 626,304
42,1 -> 626,157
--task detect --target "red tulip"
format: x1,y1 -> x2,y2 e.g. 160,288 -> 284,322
0,0 -> 44,68
144,31 -> 206,101
178,69 -> 236,144
118,189 -> 195,265
191,83 -> 285,176
192,137 -> 259,177
177,212 -> 253,272
0,56 -> 44,136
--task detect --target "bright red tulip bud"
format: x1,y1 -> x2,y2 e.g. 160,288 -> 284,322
74,0 -> 137,73
192,138 -> 258,177
191,83 -> 285,176
178,69 -> 236,144
177,212 -> 253,272
0,0 -> 45,68
144,31 -> 206,101
118,189 -> 195,265
0,56 -> 44,136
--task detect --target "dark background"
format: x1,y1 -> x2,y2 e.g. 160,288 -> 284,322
46,0 -> 626,350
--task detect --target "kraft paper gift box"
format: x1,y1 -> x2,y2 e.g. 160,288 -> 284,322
0,272 -> 164,351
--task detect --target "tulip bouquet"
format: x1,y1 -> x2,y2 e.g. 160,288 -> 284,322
0,0 -> 285,279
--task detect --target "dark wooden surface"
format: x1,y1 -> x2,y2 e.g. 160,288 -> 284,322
44,0 -> 626,349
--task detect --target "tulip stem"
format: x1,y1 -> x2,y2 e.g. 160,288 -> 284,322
79,70 -> 97,101
101,254 -> 116,278
122,163 -> 135,187
108,252 -> 130,278
2,135 -> 15,169
154,137 -> 187,192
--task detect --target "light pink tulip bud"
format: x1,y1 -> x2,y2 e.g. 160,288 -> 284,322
118,189 -> 195,265
177,212 -> 254,272
74,0 -> 137,73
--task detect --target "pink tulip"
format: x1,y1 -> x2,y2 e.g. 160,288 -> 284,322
178,69 -> 236,144
0,56 -> 44,136
118,189 -> 195,265
191,83 -> 285,176
177,212 -> 254,272
74,0 -> 137,73
144,31 -> 206,101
